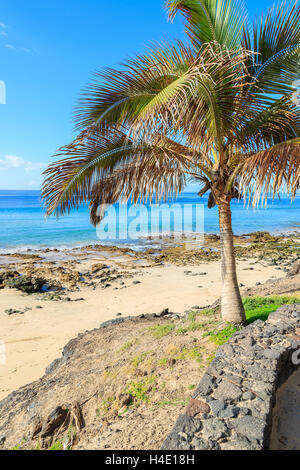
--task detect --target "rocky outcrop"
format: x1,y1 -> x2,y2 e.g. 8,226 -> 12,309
162,304 -> 300,450
0,272 -> 46,293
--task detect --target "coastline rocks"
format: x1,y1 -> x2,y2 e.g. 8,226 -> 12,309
2,275 -> 46,294
287,260 -> 300,278
162,304 -> 300,451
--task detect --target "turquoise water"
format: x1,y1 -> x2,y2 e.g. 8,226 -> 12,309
0,190 -> 299,251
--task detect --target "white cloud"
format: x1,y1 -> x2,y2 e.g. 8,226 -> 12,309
0,155 -> 46,172
0,31 -> 8,37
4,44 -> 36,54
0,22 -> 8,29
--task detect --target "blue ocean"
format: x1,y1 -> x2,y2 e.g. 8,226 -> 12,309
0,190 -> 299,252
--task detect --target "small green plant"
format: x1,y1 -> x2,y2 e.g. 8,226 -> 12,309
49,440 -> 63,451
158,358 -> 168,367
206,324 -> 239,345
101,396 -> 116,413
126,376 -> 156,405
206,353 -> 216,364
176,347 -> 202,363
131,352 -> 149,369
188,384 -> 196,390
11,439 -> 26,451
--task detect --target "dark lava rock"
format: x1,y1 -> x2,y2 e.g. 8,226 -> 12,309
5,308 -> 24,316
5,276 -> 46,294
156,308 -> 169,317
213,380 -> 242,401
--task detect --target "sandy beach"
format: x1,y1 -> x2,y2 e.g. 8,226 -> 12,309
1,233 -> 297,400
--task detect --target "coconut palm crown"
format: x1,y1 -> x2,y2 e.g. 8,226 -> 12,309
42,0 -> 300,324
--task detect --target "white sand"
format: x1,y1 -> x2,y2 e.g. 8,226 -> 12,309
0,259 -> 282,400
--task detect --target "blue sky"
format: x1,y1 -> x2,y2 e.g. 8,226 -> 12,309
0,0 -> 277,190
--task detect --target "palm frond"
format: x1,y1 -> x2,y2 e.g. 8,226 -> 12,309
166,0 -> 247,49
42,129 -> 194,223
74,41 -> 194,132
233,95 -> 300,153
243,1 -> 300,95
239,138 -> 300,206
131,43 -> 254,154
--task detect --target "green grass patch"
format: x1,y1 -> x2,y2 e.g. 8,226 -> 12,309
187,308 -> 217,322
118,340 -> 136,352
149,324 -> 176,339
176,322 -> 207,335
243,296 -> 300,323
175,346 -> 202,363
155,399 -> 189,408
100,396 -> 116,413
158,358 -> 169,367
206,296 -> 300,346
205,324 -> 239,346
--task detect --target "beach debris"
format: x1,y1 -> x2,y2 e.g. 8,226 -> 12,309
5,307 -> 32,316
35,292 -> 77,302
41,406 -> 69,438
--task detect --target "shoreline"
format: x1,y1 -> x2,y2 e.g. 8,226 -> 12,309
0,227 -> 299,255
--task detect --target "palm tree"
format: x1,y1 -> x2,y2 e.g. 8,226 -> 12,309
42,0 -> 300,324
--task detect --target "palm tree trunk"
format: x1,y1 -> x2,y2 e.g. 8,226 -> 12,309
218,200 -> 246,324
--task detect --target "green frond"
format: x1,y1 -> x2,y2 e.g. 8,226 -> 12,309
74,41 -> 193,131
243,1 -> 300,95
166,0 -> 247,49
